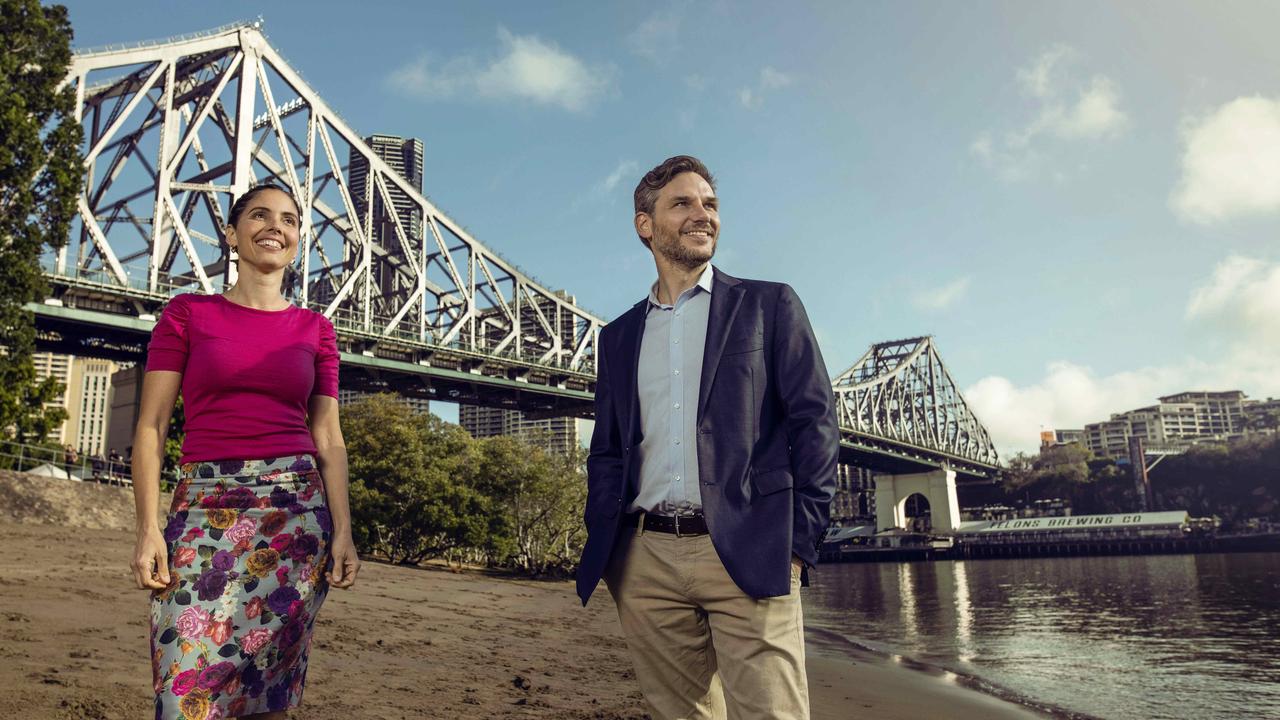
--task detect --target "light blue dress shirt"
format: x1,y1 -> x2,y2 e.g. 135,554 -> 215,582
628,264 -> 715,515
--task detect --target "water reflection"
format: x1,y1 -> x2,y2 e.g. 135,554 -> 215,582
897,561 -> 917,644
953,561 -> 974,663
805,553 -> 1280,720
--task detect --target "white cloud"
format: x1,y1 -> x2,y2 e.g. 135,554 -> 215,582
759,66 -> 791,90
627,8 -> 683,63
913,276 -> 971,311
1171,96 -> 1280,224
1186,255 -> 1280,348
739,66 -> 792,109
973,46 -> 1127,180
1015,44 -> 1074,99
967,360 -> 1193,457
597,159 -> 639,196
965,255 -> 1280,457
1051,76 -> 1128,139
387,28 -> 613,112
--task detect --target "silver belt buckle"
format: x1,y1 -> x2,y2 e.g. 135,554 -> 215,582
673,514 -> 682,538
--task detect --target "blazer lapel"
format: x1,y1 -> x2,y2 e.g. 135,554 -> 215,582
697,268 -> 745,423
617,299 -> 647,445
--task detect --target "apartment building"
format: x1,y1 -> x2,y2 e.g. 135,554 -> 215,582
1082,390 -> 1249,460
32,352 -> 121,454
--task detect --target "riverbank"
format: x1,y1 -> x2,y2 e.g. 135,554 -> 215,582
0,474 -> 1053,718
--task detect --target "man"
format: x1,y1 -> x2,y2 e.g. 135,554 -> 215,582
63,444 -> 79,478
578,155 -> 839,719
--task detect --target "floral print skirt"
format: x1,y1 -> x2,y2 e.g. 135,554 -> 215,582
150,455 -> 331,720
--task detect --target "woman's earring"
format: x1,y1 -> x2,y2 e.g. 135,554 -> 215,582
229,245 -> 238,258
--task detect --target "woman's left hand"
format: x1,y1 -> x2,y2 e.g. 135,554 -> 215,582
326,533 -> 361,589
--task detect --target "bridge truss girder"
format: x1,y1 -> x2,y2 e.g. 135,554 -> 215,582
833,336 -> 999,477
54,20 -> 603,404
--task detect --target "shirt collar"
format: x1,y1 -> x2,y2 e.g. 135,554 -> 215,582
647,264 -> 715,310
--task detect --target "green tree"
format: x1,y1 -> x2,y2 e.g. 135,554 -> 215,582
993,445 -> 1137,515
1151,434 -> 1280,527
0,1 -> 82,445
342,394 -> 492,564
160,395 -> 185,489
471,435 -> 588,575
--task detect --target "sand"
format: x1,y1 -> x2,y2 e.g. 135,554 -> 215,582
0,474 -> 1051,719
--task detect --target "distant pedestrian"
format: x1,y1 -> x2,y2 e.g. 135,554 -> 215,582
63,445 -> 79,478
90,453 -> 105,482
108,447 -> 123,483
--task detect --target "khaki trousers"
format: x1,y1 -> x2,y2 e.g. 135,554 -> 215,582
604,528 -> 809,720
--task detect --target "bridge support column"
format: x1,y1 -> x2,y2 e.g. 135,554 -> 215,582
874,468 -> 960,532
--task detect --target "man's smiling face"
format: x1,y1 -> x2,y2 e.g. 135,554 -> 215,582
638,171 -> 719,270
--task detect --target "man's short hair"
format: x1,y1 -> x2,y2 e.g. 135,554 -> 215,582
633,155 -> 717,216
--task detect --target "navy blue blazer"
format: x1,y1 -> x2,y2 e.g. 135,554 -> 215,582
577,268 -> 839,603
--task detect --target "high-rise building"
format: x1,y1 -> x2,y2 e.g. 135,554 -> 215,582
338,389 -> 430,415
459,405 -> 580,457
335,134 -> 425,314
32,352 -> 120,454
69,358 -> 119,456
32,351 -> 72,444
348,134 -> 424,248
107,365 -> 143,454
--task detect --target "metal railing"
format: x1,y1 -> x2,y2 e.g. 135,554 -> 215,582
0,440 -> 179,489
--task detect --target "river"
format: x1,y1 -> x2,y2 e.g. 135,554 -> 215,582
804,552 -> 1280,720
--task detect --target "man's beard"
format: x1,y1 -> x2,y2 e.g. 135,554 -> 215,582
652,226 -> 716,270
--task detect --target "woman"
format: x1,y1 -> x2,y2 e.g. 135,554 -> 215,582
130,183 -> 360,720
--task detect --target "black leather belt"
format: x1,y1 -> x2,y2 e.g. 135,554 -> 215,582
625,512 -> 708,536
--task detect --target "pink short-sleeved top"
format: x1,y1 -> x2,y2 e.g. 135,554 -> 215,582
145,293 -> 340,463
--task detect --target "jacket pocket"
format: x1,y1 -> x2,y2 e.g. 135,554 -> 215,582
586,491 -> 622,521
751,467 -> 793,497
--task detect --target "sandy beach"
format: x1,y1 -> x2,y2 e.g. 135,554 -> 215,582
0,473 -> 1050,719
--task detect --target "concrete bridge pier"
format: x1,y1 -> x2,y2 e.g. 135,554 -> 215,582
875,467 -> 960,533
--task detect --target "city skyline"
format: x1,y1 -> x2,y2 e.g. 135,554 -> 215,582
53,1 -> 1280,455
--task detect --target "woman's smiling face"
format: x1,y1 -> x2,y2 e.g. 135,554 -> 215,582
226,187 -> 301,274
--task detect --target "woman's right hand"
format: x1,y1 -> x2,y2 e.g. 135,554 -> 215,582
131,528 -> 171,590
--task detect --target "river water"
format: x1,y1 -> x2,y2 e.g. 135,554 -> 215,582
803,552 -> 1280,720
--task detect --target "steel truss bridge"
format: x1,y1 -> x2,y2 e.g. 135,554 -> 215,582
833,337 -> 998,477
36,21 -> 999,478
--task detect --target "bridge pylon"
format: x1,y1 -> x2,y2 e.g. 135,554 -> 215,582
873,467 -> 961,533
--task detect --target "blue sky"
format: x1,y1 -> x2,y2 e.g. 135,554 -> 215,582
59,1 -> 1280,455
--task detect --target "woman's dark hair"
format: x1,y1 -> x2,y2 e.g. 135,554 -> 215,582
633,155 -> 716,216
226,182 -> 302,227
